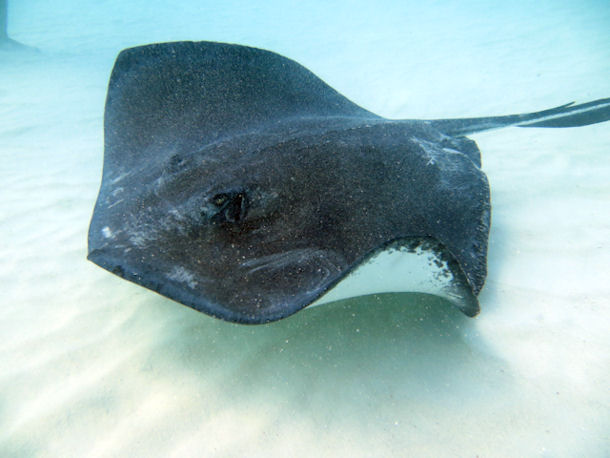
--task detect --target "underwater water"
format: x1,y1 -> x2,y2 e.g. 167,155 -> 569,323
1,0 -> 609,456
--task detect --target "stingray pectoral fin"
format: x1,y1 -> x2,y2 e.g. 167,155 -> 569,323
104,41 -> 378,169
87,231 -> 352,323
430,97 -> 610,136
89,235 -> 479,323
310,238 -> 480,317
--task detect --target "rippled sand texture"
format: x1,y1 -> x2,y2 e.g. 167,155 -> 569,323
1,1 -> 609,456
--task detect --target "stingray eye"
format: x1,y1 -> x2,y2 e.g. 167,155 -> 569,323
210,190 -> 249,225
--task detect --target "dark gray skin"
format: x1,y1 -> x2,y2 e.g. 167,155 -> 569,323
88,41 -> 610,324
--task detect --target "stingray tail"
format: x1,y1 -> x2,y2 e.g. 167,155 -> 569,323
430,97 -> 610,136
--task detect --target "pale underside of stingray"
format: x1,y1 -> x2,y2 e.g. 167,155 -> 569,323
87,41 -> 610,324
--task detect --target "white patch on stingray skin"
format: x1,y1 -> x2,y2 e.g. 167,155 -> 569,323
167,266 -> 198,289
310,240 -> 477,315
101,226 -> 114,239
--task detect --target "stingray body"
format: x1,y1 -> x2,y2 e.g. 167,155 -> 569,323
88,41 -> 610,323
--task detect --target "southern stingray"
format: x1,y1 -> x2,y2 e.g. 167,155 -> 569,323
87,41 -> 610,324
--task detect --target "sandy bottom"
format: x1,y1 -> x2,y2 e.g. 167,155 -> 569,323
1,1 -> 608,456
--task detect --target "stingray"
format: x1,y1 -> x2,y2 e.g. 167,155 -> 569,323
87,41 -> 610,324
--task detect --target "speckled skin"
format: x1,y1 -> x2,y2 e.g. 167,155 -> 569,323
88,41 -> 608,323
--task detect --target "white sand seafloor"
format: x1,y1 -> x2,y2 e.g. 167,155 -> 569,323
1,0 -> 609,456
